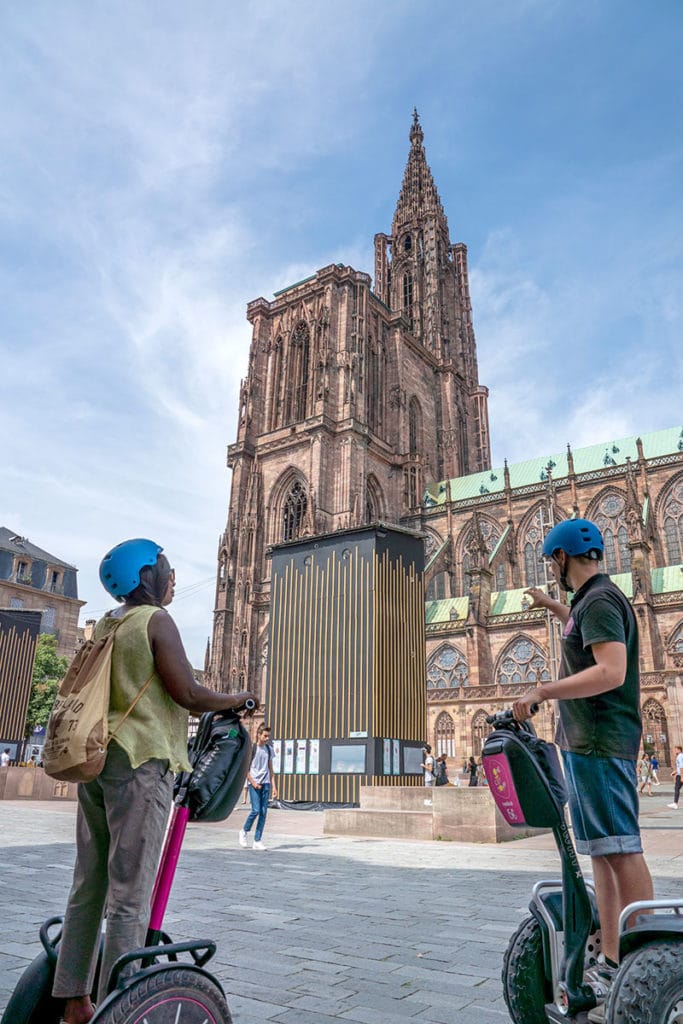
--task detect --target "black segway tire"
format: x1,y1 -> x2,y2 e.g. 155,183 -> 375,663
502,914 -> 552,1024
94,967 -> 232,1023
0,949 -> 62,1024
605,940 -> 683,1024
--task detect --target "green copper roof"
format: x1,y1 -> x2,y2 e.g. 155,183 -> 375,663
425,596 -> 468,623
424,566 -> 683,623
423,424 -> 683,506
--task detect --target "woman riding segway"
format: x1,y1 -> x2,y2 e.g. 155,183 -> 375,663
52,539 -> 256,1024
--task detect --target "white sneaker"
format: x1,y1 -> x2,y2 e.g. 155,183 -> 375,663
667,803 -> 679,810
253,840 -> 267,850
238,829 -> 248,847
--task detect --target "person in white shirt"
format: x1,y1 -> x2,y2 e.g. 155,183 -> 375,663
668,745 -> 683,810
1,749 -> 10,767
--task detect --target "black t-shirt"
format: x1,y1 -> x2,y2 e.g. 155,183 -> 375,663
556,574 -> 641,760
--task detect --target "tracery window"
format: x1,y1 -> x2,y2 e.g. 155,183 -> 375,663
426,572 -> 447,601
498,637 -> 550,686
668,620 -> 683,667
459,518 -> 503,594
282,481 -> 307,542
641,699 -> 670,766
366,342 -> 385,433
409,397 -> 422,455
471,710 -> 489,758
591,493 -> 631,574
435,711 -> 455,757
426,645 -> 469,689
662,478 -> 683,564
283,321 -> 310,425
269,338 -> 283,429
522,508 -> 546,587
403,272 -> 413,329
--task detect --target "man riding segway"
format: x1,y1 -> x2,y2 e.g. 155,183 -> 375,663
512,518 -> 654,1020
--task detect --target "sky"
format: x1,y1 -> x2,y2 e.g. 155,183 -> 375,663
1,0 -> 681,665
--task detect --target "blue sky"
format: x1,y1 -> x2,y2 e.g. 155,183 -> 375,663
1,1 -> 681,665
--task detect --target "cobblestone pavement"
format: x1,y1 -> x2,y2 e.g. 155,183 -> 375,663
1,795 -> 681,1024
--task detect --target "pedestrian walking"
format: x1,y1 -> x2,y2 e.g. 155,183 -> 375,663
0,748 -> 10,768
468,755 -> 478,787
239,724 -> 278,850
638,753 -> 652,796
53,538 -> 256,1024
420,744 -> 435,805
649,753 -> 660,785
434,754 -> 449,786
513,518 -> 653,992
669,745 -> 683,810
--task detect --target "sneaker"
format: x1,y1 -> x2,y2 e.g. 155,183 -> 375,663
667,803 -> 679,810
238,829 -> 248,848
253,840 -> 267,850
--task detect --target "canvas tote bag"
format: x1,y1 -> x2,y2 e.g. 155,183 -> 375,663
43,611 -> 154,783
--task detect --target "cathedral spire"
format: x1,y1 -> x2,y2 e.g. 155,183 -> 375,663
392,110 -> 447,235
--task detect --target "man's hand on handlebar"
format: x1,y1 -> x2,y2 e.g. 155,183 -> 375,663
512,687 -> 546,723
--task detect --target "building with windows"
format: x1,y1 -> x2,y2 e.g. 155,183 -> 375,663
0,529 -> 84,658
210,112 -> 683,767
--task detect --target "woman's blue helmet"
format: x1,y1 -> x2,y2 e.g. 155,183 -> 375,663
99,539 -> 163,601
542,519 -> 604,560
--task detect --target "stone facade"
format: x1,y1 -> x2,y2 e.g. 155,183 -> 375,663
210,113 -> 683,766
0,528 -> 84,658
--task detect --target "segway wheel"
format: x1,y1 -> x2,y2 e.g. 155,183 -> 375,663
605,940 -> 683,1024
502,914 -> 552,1024
94,967 -> 232,1023
0,950 -> 62,1024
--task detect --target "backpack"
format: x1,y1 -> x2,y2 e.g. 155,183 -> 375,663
176,710 -> 252,822
43,611 -> 154,783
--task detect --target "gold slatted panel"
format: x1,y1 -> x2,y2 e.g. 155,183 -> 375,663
373,549 -> 426,741
0,615 -> 40,741
269,530 -> 425,803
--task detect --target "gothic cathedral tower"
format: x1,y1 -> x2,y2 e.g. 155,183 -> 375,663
210,113 -> 491,697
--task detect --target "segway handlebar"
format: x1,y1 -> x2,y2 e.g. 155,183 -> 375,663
485,703 -> 539,727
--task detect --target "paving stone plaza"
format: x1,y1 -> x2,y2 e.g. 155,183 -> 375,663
1,796 -> 681,1024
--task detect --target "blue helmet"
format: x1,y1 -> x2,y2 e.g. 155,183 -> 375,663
99,539 -> 163,601
542,519 -> 604,560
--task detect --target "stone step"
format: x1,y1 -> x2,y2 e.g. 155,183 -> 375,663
359,786 -> 434,811
323,807 -> 434,840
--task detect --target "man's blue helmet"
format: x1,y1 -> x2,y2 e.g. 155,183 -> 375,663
99,539 -> 163,600
542,519 -> 604,560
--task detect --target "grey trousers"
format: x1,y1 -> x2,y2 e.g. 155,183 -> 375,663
52,741 -> 173,1003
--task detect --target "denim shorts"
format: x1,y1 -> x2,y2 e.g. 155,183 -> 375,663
561,750 -> 643,857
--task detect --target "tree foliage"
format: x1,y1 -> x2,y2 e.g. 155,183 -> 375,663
25,633 -> 68,738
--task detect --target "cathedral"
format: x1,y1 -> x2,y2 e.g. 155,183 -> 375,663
210,112 -> 683,768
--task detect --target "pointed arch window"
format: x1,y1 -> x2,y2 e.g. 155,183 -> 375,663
592,492 -> 631,574
522,508 -> 546,587
409,397 -> 422,455
284,321 -> 310,425
269,337 -> 283,430
471,710 -> 489,758
366,342 -> 384,433
426,572 -> 447,601
427,644 -> 468,689
662,478 -> 683,564
498,637 -> 550,687
435,711 -> 455,757
282,481 -> 307,542
403,272 -> 413,329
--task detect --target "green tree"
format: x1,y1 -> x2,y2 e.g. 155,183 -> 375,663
25,633 -> 68,738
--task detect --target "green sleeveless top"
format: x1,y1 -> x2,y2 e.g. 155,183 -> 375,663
95,605 -> 191,772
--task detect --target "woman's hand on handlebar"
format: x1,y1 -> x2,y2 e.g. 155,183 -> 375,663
222,691 -> 259,715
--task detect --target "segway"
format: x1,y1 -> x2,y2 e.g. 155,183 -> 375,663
2,700 -> 255,1024
482,708 -> 683,1024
